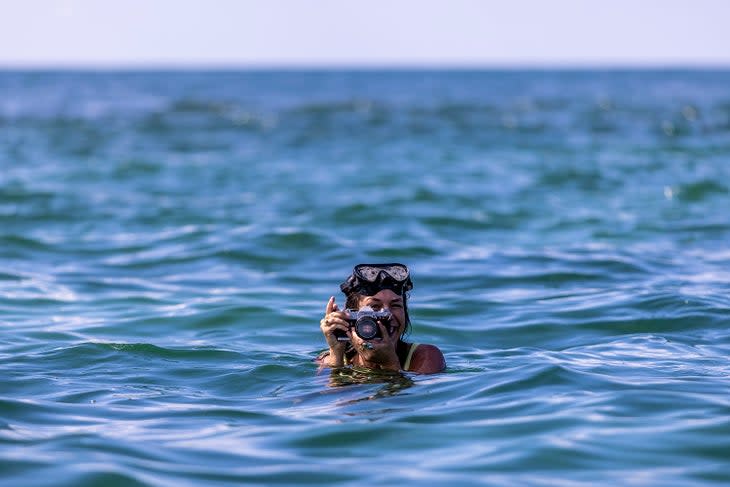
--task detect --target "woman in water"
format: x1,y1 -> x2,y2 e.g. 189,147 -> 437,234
318,263 -> 445,374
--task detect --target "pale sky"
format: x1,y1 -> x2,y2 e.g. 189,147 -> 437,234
1,0 -> 729,67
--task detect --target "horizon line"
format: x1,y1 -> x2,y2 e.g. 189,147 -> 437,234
2,61 -> 730,72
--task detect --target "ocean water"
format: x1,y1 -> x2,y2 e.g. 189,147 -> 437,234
1,69 -> 730,486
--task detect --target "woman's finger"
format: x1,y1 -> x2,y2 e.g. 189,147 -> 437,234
322,316 -> 349,330
378,322 -> 395,343
328,317 -> 350,329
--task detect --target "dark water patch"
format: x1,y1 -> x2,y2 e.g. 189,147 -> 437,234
420,212 -> 521,231
493,270 -> 612,287
0,234 -> 60,254
0,182 -> 58,203
169,98 -> 237,115
2,465 -> 106,487
111,158 -> 164,179
253,229 -> 330,252
562,312 -> 726,338
481,363 -> 582,396
366,244 -> 440,259
62,471 -> 151,487
133,98 -> 274,140
537,165 -> 620,192
0,398 -> 57,420
330,202 -> 398,224
676,179 -> 728,202
288,99 -> 378,116
22,342 -> 243,372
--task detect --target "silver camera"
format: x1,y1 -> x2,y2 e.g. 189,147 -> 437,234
335,306 -> 392,341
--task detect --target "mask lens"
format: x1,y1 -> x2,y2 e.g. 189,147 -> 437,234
383,265 -> 408,281
356,266 -> 381,281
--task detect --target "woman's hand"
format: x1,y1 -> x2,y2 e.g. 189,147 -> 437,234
320,296 -> 350,367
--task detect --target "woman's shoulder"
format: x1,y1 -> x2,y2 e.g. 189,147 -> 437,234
406,343 -> 445,374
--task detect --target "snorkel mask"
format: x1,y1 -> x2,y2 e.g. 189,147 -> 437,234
340,263 -> 413,297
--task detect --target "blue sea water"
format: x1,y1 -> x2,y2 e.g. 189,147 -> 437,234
1,69 -> 730,486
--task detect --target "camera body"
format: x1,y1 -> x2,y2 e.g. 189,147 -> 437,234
335,306 -> 393,341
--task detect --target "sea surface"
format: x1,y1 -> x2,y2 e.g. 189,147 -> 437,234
1,69 -> 730,486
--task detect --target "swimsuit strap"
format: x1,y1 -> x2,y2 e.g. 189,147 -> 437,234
403,343 -> 420,371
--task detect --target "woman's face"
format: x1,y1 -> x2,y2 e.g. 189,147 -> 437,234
358,289 -> 407,338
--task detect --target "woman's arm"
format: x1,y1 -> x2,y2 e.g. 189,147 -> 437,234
408,344 -> 446,374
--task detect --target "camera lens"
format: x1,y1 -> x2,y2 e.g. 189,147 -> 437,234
355,316 -> 379,340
